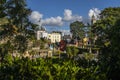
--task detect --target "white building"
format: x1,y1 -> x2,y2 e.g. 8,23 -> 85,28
37,30 -> 48,40
36,26 -> 48,40
48,32 -> 61,43
36,25 -> 61,43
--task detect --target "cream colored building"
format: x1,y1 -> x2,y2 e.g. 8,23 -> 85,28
37,30 -> 48,40
48,32 -> 61,43
36,26 -> 48,40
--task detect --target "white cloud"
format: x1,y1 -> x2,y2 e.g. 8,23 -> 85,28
29,9 -> 82,27
63,9 -> 72,21
63,9 -> 82,22
41,16 -> 63,26
29,11 -> 43,24
88,8 -> 101,20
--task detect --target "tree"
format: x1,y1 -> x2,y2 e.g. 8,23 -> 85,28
0,0 -> 36,54
70,21 -> 85,40
106,18 -> 120,80
92,7 -> 120,79
14,35 -> 28,53
66,46 -> 79,58
66,46 -> 72,58
92,7 -> 120,47
0,0 -> 7,18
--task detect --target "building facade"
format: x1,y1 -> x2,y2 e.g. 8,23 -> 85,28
48,32 -> 61,43
37,30 -> 48,40
36,26 -> 48,40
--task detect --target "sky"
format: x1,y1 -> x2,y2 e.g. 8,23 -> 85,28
27,0 -> 120,32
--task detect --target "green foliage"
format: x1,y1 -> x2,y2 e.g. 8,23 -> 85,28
66,46 -> 79,58
14,35 -> 28,53
32,38 -> 48,49
0,0 -> 7,18
0,2 -> 37,79
93,7 -> 120,79
70,21 -> 85,39
0,3 -> 119,80
0,56 -> 106,80
0,0 -> 37,56
40,41 -> 45,49
92,7 -> 120,47
83,53 -> 94,61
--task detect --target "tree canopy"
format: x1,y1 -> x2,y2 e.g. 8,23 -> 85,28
70,21 -> 85,40
92,7 -> 120,79
0,0 -> 36,53
92,7 -> 120,47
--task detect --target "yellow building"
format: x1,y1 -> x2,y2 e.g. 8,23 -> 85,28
83,37 -> 89,46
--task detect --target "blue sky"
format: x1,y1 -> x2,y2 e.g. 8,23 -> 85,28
27,0 -> 120,31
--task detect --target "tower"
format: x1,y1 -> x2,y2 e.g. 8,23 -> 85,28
91,15 -> 96,25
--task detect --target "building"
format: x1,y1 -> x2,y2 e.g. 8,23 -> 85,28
62,35 -> 72,43
91,15 -> 97,25
36,26 -> 62,43
48,32 -> 61,43
36,26 -> 48,40
37,30 -> 48,40
83,37 -> 89,46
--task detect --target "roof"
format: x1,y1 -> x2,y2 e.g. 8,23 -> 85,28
63,35 -> 71,39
